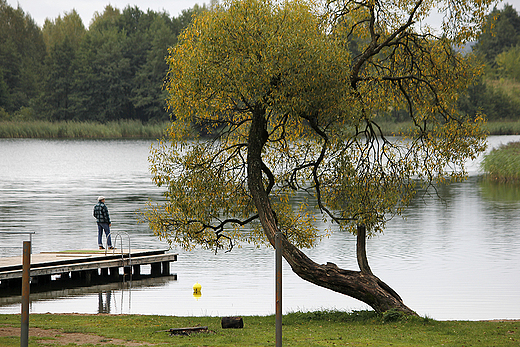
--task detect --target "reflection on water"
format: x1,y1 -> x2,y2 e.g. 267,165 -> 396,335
98,291 -> 111,314
480,180 -> 520,202
0,138 -> 520,320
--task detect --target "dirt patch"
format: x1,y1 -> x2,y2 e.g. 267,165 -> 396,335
0,326 -> 156,346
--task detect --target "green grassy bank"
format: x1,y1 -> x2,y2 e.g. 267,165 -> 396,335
381,120 -> 520,136
0,120 -> 169,139
2,120 -> 520,139
0,311 -> 518,346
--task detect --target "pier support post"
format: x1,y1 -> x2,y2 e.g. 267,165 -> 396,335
151,262 -> 161,276
110,267 -> 119,278
132,265 -> 141,277
71,271 -> 82,281
162,261 -> 170,275
85,269 -> 97,284
6,278 -> 22,288
34,274 -> 51,285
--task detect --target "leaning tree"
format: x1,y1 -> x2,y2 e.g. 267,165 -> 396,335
145,0 -> 495,314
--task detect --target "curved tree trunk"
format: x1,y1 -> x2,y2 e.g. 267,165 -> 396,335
247,112 -> 416,315
356,224 -> 373,275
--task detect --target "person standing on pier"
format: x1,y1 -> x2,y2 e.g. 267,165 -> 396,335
93,196 -> 114,250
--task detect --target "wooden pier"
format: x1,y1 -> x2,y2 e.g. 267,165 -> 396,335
0,249 -> 177,292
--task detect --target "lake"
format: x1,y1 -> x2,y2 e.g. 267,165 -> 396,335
0,137 -> 519,320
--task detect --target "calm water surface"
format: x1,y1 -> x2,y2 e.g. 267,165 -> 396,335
0,137 -> 519,320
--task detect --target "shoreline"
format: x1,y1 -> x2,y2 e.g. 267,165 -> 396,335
2,120 -> 520,139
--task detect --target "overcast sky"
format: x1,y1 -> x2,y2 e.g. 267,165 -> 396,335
6,0 -> 520,29
6,0 -> 204,27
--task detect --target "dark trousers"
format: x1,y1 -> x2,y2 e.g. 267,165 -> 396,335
97,223 -> 112,247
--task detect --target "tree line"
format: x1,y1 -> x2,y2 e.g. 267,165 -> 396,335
459,4 -> 520,121
1,0 -> 520,124
0,0 -> 203,123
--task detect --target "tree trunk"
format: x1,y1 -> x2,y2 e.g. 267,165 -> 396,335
356,224 -> 373,275
247,112 -> 416,315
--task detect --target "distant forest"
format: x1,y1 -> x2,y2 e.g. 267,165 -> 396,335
1,0 -> 520,124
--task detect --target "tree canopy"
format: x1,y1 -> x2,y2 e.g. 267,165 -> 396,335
146,0 -> 495,313
0,0 -> 45,114
0,0 -> 204,123
474,4 -> 520,65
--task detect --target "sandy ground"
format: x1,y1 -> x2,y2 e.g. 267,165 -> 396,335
0,326 -> 156,346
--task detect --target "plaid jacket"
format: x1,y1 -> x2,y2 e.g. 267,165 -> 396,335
93,202 -> 111,224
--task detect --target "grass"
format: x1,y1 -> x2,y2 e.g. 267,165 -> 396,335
2,120 -> 520,139
0,120 -> 169,139
481,141 -> 520,182
0,310 -> 518,346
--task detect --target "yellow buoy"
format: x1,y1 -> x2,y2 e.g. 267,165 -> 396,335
193,282 -> 202,300
193,282 -> 202,294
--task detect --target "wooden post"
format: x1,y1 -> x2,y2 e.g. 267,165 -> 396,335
161,261 -> 170,275
71,271 -> 82,280
133,264 -> 141,277
85,269 -> 97,284
275,231 -> 282,347
34,274 -> 51,285
21,241 -> 31,347
151,262 -> 161,276
110,267 -> 119,278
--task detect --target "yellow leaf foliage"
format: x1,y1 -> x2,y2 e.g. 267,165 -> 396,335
145,0 -> 492,250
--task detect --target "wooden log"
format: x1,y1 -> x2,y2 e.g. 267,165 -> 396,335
221,316 -> 244,329
157,326 -> 208,336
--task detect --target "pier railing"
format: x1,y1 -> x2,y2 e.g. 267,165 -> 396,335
111,231 -> 132,282
0,231 -> 35,254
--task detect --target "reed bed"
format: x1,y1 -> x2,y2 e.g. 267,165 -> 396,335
481,141 -> 520,182
380,121 -> 520,136
2,120 -> 520,139
483,120 -> 520,135
0,120 -> 169,139
347,121 -> 520,137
